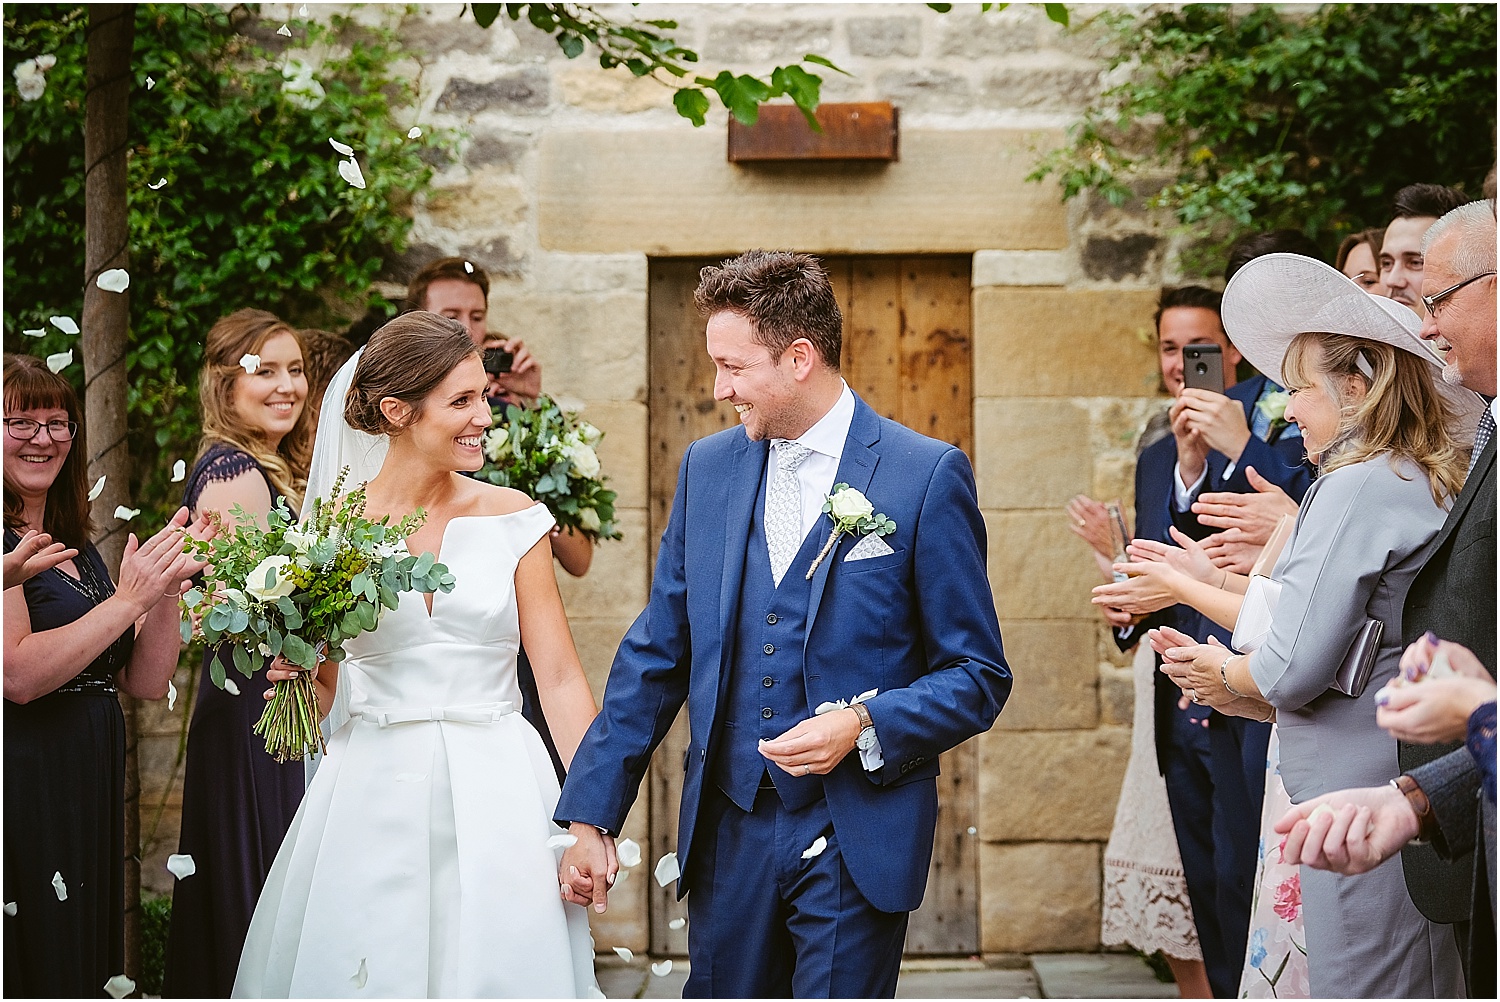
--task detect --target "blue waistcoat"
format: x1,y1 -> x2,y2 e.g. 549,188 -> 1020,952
712,471 -> 827,813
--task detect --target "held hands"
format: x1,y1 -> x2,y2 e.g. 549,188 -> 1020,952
1274,785 -> 1417,875
115,507 -> 214,615
484,336 -> 542,403
758,708 -> 862,776
3,529 -> 78,590
558,823 -> 618,913
1174,388 -> 1252,464
1376,638 -> 1496,744
1153,631 -> 1236,709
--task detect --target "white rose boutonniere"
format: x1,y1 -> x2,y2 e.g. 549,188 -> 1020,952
1256,389 -> 1291,437
806,483 -> 896,579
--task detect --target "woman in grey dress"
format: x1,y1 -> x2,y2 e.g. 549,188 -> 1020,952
1151,254 -> 1481,997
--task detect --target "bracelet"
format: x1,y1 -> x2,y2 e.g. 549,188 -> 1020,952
1219,568 -> 1229,590
1219,652 -> 1244,697
1391,775 -> 1436,846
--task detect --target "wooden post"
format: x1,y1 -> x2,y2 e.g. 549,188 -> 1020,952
84,1 -> 138,979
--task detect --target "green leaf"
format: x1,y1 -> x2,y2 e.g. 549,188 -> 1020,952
413,550 -> 435,577
1043,4 -> 1070,28
557,32 -> 585,59
708,71 -> 771,126
673,87 -> 711,127
183,588 -> 204,608
231,642 -> 253,678
927,3 -> 954,11
209,656 -> 226,689
801,53 -> 850,77
471,3 -> 503,28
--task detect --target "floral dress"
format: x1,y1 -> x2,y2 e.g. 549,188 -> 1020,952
1239,726 -> 1309,998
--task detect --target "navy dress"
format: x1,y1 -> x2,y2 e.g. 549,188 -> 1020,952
3,531 -> 133,998
163,445 -> 305,998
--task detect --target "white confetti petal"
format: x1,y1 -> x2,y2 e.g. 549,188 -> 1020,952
616,837 -> 641,867
46,350 -> 73,373
103,974 -> 136,999
148,177 -> 168,190
967,826 -> 977,836
300,4 -> 309,15
462,260 -> 474,273
338,157 -> 366,190
351,957 -> 368,989
35,54 -> 57,71
22,328 -> 44,337
171,459 -> 187,482
329,138 -> 354,156
239,353 -> 261,373
223,678 -> 240,696
612,946 -> 633,963
651,960 -> 674,977
114,506 -> 140,521
668,917 -> 686,930
48,315 -> 78,334
167,679 -> 178,711
166,853 -> 196,879
407,126 -> 422,139
88,475 -> 106,501
801,836 -> 828,859
613,866 -> 630,886
394,772 -> 426,782
653,852 -> 679,887
146,75 -> 155,90
277,23 -> 292,36
546,833 -> 578,850
51,871 -> 67,901
3,901 -> 15,916
96,268 -> 130,293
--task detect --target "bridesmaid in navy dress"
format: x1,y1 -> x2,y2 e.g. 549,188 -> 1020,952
3,353 -> 206,997
163,311 -> 313,997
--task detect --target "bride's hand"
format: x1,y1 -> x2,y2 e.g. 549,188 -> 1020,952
262,654 -> 316,700
559,823 -> 613,913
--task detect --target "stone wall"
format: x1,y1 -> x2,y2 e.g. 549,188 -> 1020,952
140,2 -> 1186,958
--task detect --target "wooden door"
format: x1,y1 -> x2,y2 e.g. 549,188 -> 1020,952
646,256 -> 976,956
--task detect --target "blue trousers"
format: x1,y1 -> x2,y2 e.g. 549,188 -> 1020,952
683,782 -> 909,998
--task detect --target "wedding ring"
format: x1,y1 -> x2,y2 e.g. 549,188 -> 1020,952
802,764 -> 811,776
1076,519 -> 1086,527
1187,689 -> 1201,703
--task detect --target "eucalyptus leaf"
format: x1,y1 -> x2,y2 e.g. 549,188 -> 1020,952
209,656 -> 226,689
231,642 -> 253,678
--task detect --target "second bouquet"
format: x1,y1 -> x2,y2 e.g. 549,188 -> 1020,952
182,468 -> 456,761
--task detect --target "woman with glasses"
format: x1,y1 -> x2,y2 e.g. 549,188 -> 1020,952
164,310 -> 314,998
3,353 -> 210,996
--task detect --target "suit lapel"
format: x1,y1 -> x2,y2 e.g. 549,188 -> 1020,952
1429,436 -> 1496,556
805,399 -> 883,647
719,434 -> 768,677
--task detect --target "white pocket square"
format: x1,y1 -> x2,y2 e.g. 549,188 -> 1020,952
845,533 -> 894,562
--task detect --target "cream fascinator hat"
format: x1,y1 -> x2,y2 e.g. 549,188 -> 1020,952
1221,253 -> 1486,437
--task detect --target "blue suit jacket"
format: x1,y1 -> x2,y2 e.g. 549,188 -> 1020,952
555,396 -> 1011,913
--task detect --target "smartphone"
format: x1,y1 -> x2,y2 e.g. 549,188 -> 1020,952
483,348 -> 514,376
1182,343 -> 1225,395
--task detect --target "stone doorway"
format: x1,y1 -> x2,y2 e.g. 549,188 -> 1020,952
645,254 -> 978,956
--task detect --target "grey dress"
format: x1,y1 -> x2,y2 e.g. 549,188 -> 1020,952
1251,454 -> 1466,998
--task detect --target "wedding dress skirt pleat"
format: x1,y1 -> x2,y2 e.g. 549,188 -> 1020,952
233,506 -> 598,998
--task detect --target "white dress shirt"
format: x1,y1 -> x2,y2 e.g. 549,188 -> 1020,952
765,382 -> 856,548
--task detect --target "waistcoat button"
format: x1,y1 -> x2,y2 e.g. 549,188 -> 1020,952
761,707 -> 774,719
763,643 -> 775,655
762,676 -> 774,688
766,613 -> 778,625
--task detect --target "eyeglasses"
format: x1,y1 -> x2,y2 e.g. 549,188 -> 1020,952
4,418 -> 78,442
1421,271 -> 1495,317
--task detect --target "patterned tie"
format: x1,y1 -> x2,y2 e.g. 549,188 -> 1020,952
766,441 -> 813,586
1470,408 -> 1495,477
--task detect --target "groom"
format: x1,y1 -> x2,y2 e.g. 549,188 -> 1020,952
556,250 -> 1011,998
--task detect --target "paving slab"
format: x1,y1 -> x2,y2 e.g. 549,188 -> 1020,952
1032,953 -> 1177,999
897,966 -> 1039,998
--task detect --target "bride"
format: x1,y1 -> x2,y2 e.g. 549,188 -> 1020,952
233,312 -> 610,998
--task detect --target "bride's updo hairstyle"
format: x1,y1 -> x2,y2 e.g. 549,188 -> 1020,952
345,312 -> 481,436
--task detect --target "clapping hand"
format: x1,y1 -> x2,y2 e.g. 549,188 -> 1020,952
1196,467 -> 1298,572
1065,495 -> 1118,561
116,507 -> 215,615
1091,557 -> 1182,616
3,529 -> 78,590
1376,637 -> 1496,744
558,823 -> 618,913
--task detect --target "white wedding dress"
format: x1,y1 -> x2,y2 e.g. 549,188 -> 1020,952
233,505 -> 599,998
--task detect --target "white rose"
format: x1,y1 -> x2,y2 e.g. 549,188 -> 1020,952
580,422 -> 603,447
244,555 -> 297,601
569,444 -> 600,479
829,488 -> 875,521
482,428 -> 510,463
13,60 -> 45,101
578,507 -> 601,533
280,59 -> 325,110
282,526 -> 316,553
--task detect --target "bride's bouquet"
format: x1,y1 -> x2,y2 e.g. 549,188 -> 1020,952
475,395 -> 622,541
182,468 -> 456,761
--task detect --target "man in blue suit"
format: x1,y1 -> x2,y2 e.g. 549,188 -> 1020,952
1096,285 -> 1312,997
554,250 -> 1011,998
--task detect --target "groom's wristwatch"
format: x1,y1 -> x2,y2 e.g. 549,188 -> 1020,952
851,702 -> 877,750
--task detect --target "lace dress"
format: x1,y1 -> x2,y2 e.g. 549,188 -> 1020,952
164,444 -> 306,997
3,533 -> 134,996
1101,643 -> 1202,960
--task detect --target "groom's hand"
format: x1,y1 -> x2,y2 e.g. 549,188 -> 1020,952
758,709 -> 861,776
559,823 -> 616,913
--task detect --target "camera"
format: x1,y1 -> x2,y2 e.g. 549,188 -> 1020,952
483,348 -> 514,376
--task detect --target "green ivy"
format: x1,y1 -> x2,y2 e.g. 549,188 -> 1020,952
1030,3 -> 1496,271
4,4 -> 447,521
